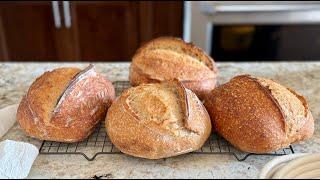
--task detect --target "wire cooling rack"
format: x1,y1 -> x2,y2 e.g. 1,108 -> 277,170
39,81 -> 295,161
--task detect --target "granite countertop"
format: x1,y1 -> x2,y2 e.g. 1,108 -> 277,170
0,62 -> 319,179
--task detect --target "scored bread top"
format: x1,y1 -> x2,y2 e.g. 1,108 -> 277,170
20,65 -> 115,142
25,65 -> 115,129
123,80 -> 206,136
255,76 -> 312,142
26,67 -> 81,127
131,37 -> 218,82
106,80 -> 212,159
204,74 -> 314,153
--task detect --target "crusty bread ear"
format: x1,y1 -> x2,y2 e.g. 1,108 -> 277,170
129,37 -> 218,99
255,76 -> 314,142
105,80 -> 212,159
17,65 -> 115,142
135,37 -> 217,71
204,74 -> 314,153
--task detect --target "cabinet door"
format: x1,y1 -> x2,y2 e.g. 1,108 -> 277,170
0,1 -> 183,61
71,1 -> 139,61
0,1 -> 76,61
139,1 -> 183,44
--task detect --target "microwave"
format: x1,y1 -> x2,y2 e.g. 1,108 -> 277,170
185,1 -> 320,61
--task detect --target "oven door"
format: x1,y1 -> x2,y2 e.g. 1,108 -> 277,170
186,1 -> 320,61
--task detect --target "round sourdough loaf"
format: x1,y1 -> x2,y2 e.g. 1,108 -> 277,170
105,80 -> 212,159
204,74 -> 314,153
17,65 -> 115,142
129,37 -> 218,99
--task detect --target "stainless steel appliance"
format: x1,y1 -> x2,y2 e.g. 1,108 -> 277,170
185,1 -> 320,61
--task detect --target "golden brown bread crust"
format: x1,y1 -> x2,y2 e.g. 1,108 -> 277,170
204,74 -> 314,153
17,65 -> 115,142
129,36 -> 218,99
105,80 -> 212,159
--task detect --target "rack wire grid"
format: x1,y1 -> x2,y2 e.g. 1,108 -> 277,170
39,81 -> 295,161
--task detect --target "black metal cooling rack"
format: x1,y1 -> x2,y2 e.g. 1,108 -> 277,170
39,81 -> 295,161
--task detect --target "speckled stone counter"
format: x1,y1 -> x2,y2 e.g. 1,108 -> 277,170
0,62 -> 319,178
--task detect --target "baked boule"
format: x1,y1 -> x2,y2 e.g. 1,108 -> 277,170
17,64 -> 115,142
129,36 -> 218,99
204,74 -> 314,153
106,80 -> 212,159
